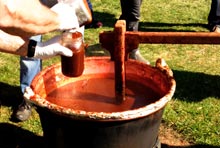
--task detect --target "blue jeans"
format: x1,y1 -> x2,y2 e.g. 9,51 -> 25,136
20,35 -> 42,93
87,0 -> 93,10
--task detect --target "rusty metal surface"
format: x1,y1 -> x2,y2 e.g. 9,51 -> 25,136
127,31 -> 220,44
100,25 -> 220,59
29,57 -> 175,121
114,20 -> 126,103
28,56 -> 175,148
28,21 -> 176,120
30,57 -> 174,148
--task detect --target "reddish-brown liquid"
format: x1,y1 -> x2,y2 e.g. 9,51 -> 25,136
61,32 -> 85,77
46,78 -> 160,112
61,49 -> 84,77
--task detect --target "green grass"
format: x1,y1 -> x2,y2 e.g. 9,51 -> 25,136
0,0 -> 220,147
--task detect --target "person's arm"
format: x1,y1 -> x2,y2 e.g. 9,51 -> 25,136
0,29 -> 73,58
0,0 -> 90,58
0,0 -> 60,37
0,0 -> 82,38
0,30 -> 28,56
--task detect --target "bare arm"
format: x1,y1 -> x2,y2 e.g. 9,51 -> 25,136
0,0 -> 85,57
0,0 -> 60,37
0,30 -> 28,56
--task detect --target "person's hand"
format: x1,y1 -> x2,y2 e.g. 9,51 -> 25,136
51,2 -> 80,30
33,35 -> 73,59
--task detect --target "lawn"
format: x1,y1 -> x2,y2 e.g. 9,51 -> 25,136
0,0 -> 220,147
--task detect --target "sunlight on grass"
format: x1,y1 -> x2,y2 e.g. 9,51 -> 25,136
164,98 -> 220,145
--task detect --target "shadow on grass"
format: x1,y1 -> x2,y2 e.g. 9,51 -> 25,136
0,82 -> 22,107
92,11 -> 209,32
139,22 -> 208,32
92,11 -> 118,28
173,70 -> 220,102
0,123 -> 44,148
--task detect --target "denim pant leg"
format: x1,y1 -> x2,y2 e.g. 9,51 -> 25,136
86,0 -> 93,10
20,35 -> 42,93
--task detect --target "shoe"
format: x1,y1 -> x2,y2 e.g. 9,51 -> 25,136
208,21 -> 220,32
13,100 -> 32,122
212,25 -> 220,33
129,49 -> 150,64
94,21 -> 103,28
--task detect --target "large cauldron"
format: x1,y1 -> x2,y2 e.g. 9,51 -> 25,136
27,56 -> 175,148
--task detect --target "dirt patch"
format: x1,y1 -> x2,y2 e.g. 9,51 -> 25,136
159,123 -> 192,147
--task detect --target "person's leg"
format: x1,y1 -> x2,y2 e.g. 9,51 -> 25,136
20,57 -> 42,93
217,0 -> 220,16
119,0 -> 149,64
12,35 -> 42,122
87,0 -> 93,10
208,0 -> 220,32
119,0 -> 142,31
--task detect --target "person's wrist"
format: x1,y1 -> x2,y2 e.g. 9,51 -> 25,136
27,39 -> 37,57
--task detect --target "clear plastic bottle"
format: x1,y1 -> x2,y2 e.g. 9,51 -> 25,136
61,31 -> 85,77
